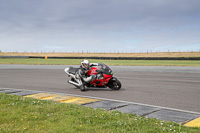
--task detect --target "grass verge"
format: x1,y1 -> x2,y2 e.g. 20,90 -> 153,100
1,58 -> 200,66
0,93 -> 200,133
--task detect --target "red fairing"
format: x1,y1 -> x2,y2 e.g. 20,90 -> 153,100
87,67 -> 98,76
87,67 -> 113,86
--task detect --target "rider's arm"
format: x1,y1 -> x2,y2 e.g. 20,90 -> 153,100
90,63 -> 98,67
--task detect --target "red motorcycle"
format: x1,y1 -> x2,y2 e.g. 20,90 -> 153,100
64,63 -> 121,91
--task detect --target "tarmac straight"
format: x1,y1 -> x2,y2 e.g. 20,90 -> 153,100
0,64 -> 200,112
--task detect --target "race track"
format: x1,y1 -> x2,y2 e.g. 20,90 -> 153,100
0,64 -> 200,113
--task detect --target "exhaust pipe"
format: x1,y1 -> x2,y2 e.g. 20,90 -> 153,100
68,80 -> 81,87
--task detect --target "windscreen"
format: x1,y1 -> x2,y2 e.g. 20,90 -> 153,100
98,63 -> 113,75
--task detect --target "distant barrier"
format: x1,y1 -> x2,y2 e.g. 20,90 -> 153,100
1,56 -> 200,60
0,56 -> 29,58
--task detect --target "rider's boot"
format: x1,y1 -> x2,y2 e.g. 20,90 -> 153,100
80,84 -> 85,91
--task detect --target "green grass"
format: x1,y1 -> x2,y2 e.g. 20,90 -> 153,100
1,58 -> 200,66
1,93 -> 199,133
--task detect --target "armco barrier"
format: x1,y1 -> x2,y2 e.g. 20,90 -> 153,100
1,56 -> 200,60
0,56 -> 29,58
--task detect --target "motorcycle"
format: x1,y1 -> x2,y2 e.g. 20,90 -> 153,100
64,63 -> 121,91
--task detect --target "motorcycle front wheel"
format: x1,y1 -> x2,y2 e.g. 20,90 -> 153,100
108,80 -> 121,90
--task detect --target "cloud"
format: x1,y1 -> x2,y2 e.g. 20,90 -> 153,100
0,0 -> 200,52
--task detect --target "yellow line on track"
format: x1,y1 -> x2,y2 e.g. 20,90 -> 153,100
184,117 -> 200,127
24,93 -> 60,99
59,97 -> 101,105
24,93 -> 101,105
41,95 -> 76,101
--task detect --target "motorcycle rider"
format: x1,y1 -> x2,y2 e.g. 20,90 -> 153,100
71,60 -> 96,91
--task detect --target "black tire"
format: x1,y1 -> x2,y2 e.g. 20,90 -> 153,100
108,79 -> 121,90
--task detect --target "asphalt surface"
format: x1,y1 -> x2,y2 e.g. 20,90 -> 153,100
0,64 -> 200,113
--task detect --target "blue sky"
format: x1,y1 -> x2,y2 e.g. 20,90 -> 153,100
0,0 -> 200,53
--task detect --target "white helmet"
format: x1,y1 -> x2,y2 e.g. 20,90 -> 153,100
81,60 -> 90,70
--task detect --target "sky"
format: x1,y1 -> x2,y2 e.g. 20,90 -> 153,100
0,0 -> 200,53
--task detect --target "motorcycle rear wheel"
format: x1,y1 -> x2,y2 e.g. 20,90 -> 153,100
108,80 -> 121,90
